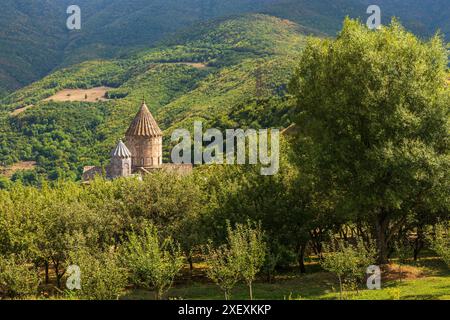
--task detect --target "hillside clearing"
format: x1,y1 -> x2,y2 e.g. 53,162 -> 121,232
0,161 -> 37,177
168,62 -> 208,69
182,62 -> 207,68
10,104 -> 34,116
43,86 -> 112,102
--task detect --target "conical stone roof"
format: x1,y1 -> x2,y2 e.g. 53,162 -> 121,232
111,140 -> 132,158
126,101 -> 162,137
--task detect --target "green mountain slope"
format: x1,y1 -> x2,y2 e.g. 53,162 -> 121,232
0,14 -> 305,183
259,0 -> 450,38
0,0 -> 68,94
0,0 -> 448,96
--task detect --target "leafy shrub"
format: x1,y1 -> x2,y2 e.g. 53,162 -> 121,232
0,255 -> 40,299
68,248 -> 127,300
106,90 -> 128,99
227,221 -> 266,300
204,221 -> 266,300
430,223 -> 450,268
122,224 -> 184,300
204,242 -> 240,300
321,238 -> 376,300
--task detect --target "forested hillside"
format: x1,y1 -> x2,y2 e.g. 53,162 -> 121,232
0,0 -> 448,96
0,14 -> 306,183
0,0 -> 68,95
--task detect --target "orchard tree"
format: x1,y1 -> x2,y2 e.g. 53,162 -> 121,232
289,18 -> 450,263
227,221 -> 266,300
201,138 -> 319,274
40,203 -> 100,287
204,242 -> 240,300
122,224 -> 184,300
107,172 -> 203,240
321,238 -> 376,299
0,184 -> 42,259
0,254 -> 40,299
69,248 -> 127,300
204,221 -> 267,300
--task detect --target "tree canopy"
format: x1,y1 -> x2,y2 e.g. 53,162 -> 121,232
289,18 -> 450,263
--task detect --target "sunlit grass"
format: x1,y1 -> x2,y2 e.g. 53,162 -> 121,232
123,258 -> 450,300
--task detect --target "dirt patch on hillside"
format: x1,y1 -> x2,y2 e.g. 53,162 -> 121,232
155,62 -> 208,69
10,104 -> 33,116
178,62 -> 207,68
0,161 -> 37,177
44,86 -> 112,102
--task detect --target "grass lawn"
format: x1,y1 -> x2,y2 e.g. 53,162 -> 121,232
123,258 -> 450,300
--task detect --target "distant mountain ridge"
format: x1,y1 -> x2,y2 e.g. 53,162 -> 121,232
0,0 -> 448,95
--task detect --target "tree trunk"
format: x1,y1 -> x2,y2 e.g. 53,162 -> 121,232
187,256 -> 194,281
413,227 -> 424,261
298,243 -> 307,274
266,270 -> 272,283
54,261 -> 61,288
56,273 -> 62,288
338,275 -> 343,300
249,281 -> 253,300
375,212 -> 389,264
44,261 -> 49,284
52,260 -> 66,289
309,229 -> 324,259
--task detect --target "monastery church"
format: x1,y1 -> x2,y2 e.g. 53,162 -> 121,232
82,100 -> 192,181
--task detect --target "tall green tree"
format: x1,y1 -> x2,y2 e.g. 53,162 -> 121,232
290,18 -> 450,263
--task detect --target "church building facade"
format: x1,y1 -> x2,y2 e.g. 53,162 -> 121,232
82,100 -> 192,181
